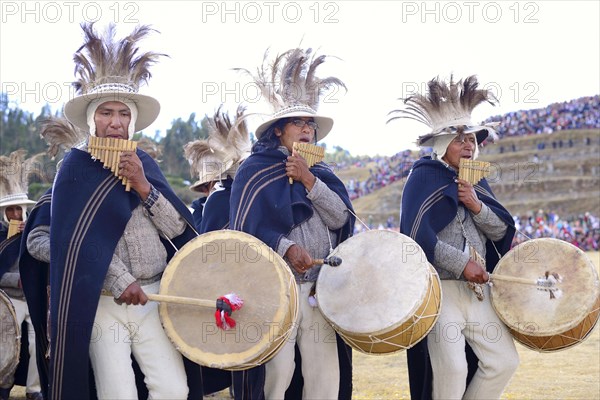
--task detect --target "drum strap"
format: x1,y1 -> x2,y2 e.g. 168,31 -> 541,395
456,210 -> 488,301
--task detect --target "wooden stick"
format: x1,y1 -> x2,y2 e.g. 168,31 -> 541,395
147,293 -> 215,308
489,273 -> 555,287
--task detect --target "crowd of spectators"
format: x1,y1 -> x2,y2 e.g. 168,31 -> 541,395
344,150 -> 418,200
484,95 -> 599,138
512,210 -> 599,252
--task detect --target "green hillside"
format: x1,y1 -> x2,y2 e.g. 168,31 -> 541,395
346,129 -> 600,225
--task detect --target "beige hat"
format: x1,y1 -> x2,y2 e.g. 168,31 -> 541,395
236,47 -> 345,141
388,75 -> 499,147
0,150 -> 42,210
63,23 -> 165,138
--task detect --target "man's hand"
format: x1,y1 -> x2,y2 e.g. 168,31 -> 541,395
457,178 -> 482,214
285,244 -> 314,274
117,282 -> 148,305
463,260 -> 489,284
17,221 -> 25,234
119,151 -> 151,199
286,151 -> 316,191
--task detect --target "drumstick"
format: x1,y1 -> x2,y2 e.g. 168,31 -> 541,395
147,292 -> 244,330
312,256 -> 343,267
489,271 -> 561,287
147,293 -> 215,307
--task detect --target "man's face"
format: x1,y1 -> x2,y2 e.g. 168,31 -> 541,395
94,101 -> 131,140
442,132 -> 477,170
5,205 -> 23,221
275,117 -> 317,152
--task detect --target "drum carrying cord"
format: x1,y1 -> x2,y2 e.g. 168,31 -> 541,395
160,220 -> 200,253
347,208 -> 371,232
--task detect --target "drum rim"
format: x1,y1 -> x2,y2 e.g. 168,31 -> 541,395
0,289 -> 21,378
158,230 -> 298,370
491,238 -> 600,337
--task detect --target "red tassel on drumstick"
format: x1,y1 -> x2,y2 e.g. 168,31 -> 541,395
215,293 -> 244,330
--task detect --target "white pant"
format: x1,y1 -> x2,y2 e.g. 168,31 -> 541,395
427,281 -> 519,400
264,282 -> 340,400
7,298 -> 42,394
89,281 -> 188,400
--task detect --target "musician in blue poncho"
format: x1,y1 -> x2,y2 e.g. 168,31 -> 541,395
47,23 -> 201,400
230,48 -> 355,400
389,75 -> 519,400
0,151 -> 43,400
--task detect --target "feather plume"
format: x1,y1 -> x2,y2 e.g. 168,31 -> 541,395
72,22 -> 166,94
39,117 -> 86,159
0,150 -> 46,200
387,75 -> 497,139
184,105 -> 250,184
137,137 -> 161,160
235,48 -> 346,112
184,140 -> 217,178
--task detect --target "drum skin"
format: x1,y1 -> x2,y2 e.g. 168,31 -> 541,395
0,289 -> 20,380
317,230 -> 441,354
158,230 -> 298,370
491,238 -> 600,352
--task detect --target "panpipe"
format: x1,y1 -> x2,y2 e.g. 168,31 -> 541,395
459,158 -> 491,185
7,219 -> 20,239
88,136 -> 138,191
290,142 -> 325,184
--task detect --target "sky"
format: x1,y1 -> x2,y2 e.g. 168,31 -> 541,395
1,0 -> 599,156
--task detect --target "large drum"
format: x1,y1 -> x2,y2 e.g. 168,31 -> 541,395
0,289 -> 20,381
158,230 -> 298,370
491,238 -> 600,352
316,230 -> 441,354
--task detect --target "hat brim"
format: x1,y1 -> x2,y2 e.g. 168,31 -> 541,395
64,92 -> 160,133
419,125 -> 497,147
255,111 -> 333,142
0,198 -> 36,208
464,126 -> 497,144
190,179 -> 217,193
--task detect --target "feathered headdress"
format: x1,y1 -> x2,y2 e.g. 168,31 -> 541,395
235,47 -> 346,141
63,22 -> 166,138
39,117 -> 87,159
136,137 -> 162,160
0,150 -> 45,214
184,105 -> 250,192
387,75 -> 499,147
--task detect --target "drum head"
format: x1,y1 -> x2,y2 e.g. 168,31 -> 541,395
317,230 -> 440,353
159,230 -> 297,370
492,238 -> 600,342
0,289 -> 20,379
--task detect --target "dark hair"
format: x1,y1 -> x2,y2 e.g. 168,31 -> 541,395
251,118 -> 288,153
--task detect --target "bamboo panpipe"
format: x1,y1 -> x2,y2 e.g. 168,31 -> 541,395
88,136 -> 138,191
7,219 -> 20,239
289,142 -> 325,184
459,158 -> 491,185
